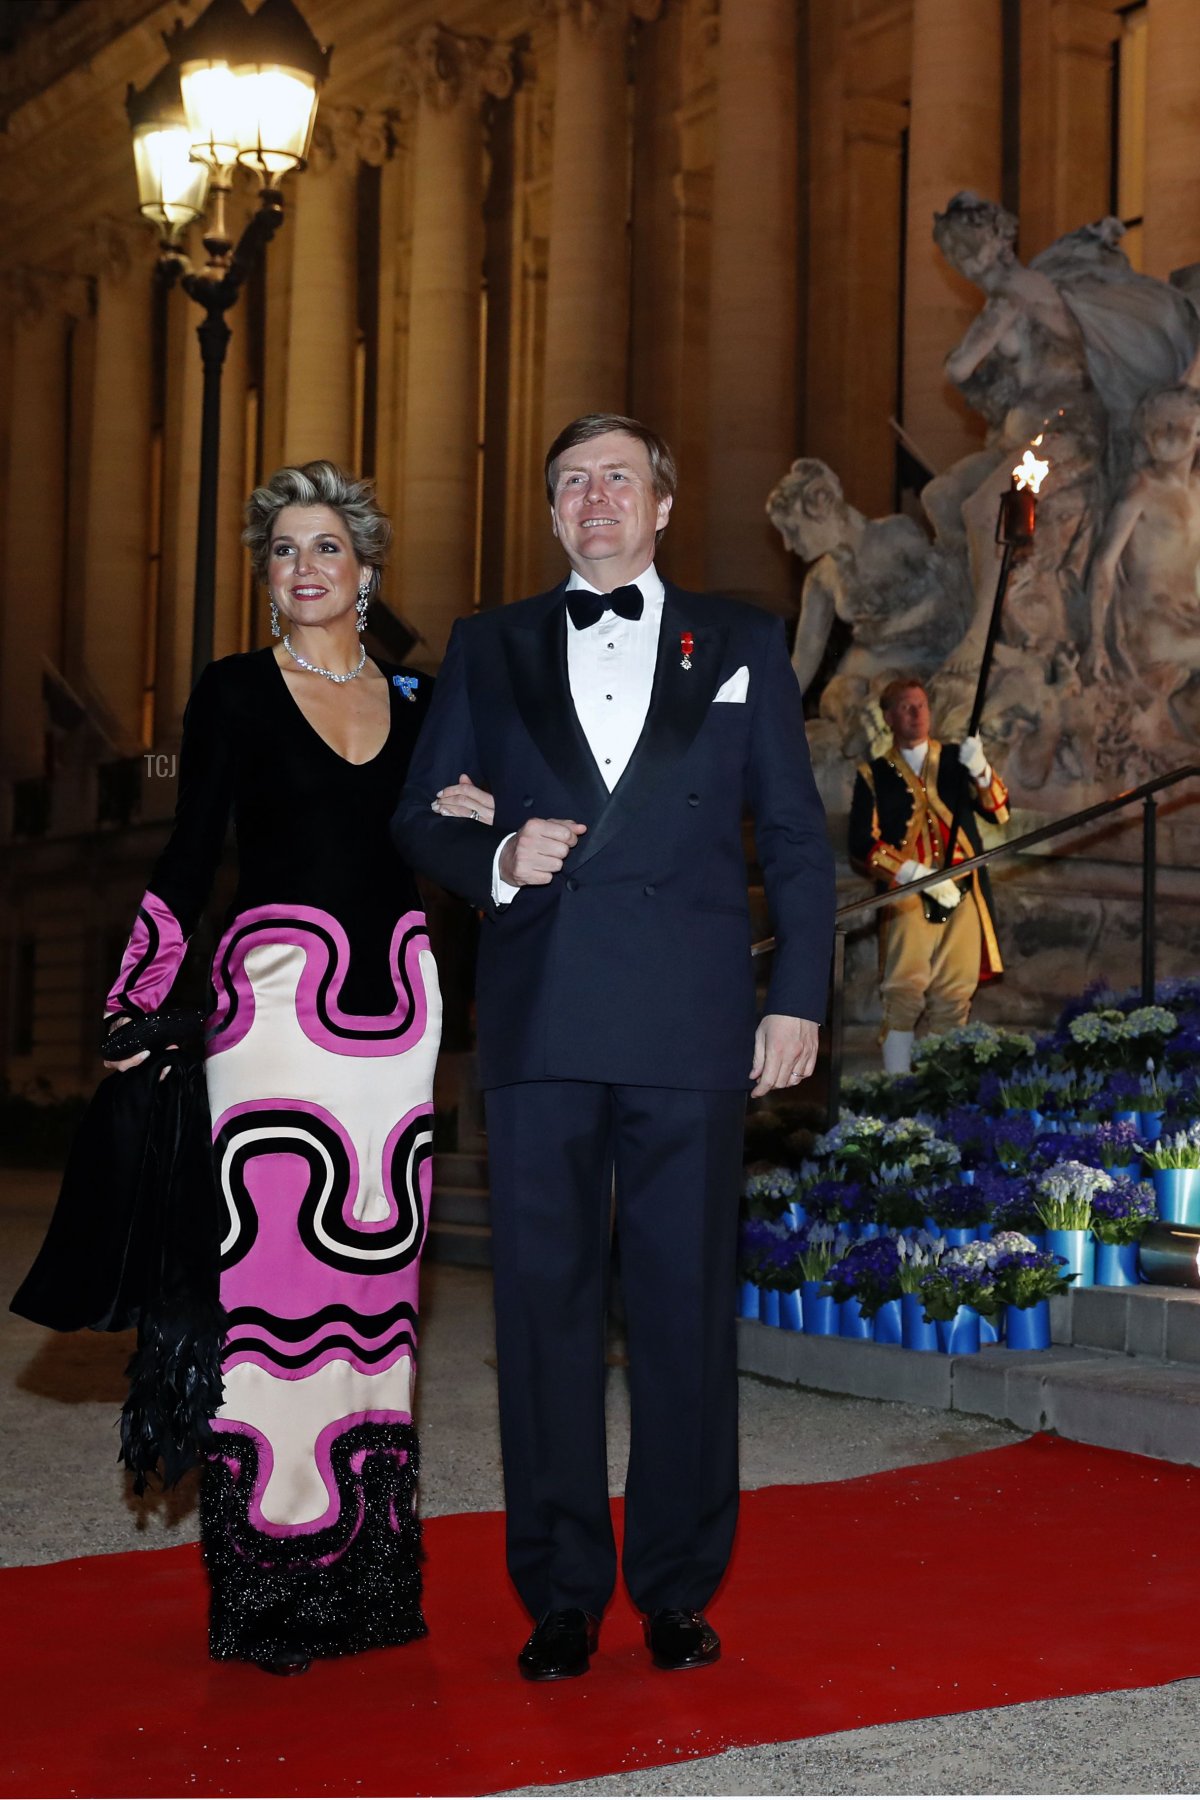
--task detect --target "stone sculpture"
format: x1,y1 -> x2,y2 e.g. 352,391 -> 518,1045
775,194 -> 1200,817
766,458 -> 970,769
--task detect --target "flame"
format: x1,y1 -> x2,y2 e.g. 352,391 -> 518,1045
1012,434 -> 1050,495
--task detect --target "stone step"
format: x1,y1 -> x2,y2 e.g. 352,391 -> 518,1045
432,1150 -> 489,1189
424,1218 -> 493,1268
429,1184 -> 490,1228
1052,1283 -> 1200,1364
736,1318 -> 1200,1467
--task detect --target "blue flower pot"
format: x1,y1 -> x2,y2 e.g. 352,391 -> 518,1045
838,1297 -> 873,1340
1023,1229 -> 1048,1252
923,1216 -> 941,1237
979,1311 -> 1000,1345
941,1226 -> 977,1249
856,1221 -> 882,1240
1152,1167 -> 1200,1226
1046,1228 -> 1095,1287
737,1280 -> 761,1320
936,1305 -> 981,1354
874,1298 -> 902,1345
1006,1106 -> 1044,1131
1005,1300 -> 1051,1349
1093,1239 -> 1141,1286
801,1280 -> 838,1336
975,1220 -> 994,1240
1140,1109 -> 1165,1144
960,1168 -> 977,1185
786,1201 -> 808,1231
778,1287 -> 803,1330
1111,1109 -> 1140,1130
761,1289 -> 782,1327
900,1292 -> 939,1353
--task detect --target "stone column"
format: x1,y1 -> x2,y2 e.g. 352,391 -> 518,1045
1144,0 -> 1200,279
843,99 -> 908,519
629,0 -> 683,449
0,273 -> 74,775
903,0 -> 1003,473
539,1 -> 657,483
281,110 -> 360,468
399,26 -> 512,658
705,0 -> 798,608
79,221 -> 155,748
1020,0 -> 1120,260
157,280 -> 204,739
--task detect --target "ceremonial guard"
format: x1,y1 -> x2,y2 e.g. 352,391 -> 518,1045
848,678 -> 1008,1073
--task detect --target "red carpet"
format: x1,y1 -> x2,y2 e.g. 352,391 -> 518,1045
4,1435 -> 1199,1798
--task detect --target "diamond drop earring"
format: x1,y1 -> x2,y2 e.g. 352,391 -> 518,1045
356,579 -> 370,634
270,598 -> 281,639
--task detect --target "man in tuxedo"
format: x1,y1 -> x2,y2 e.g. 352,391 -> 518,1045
392,414 -> 835,1681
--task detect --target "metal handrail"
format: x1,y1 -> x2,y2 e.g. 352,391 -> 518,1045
750,761 -> 1200,1124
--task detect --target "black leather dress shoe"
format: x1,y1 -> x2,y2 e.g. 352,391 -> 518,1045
255,1645 -> 311,1676
517,1608 -> 600,1681
644,1610 -> 720,1671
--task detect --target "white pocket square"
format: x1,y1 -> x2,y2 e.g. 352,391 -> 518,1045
713,666 -> 749,704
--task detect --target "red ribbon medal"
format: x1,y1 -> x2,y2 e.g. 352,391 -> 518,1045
680,631 -> 694,670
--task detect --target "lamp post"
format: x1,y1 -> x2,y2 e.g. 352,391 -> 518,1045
126,0 -> 330,685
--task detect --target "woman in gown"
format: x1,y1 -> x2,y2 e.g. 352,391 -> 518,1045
104,461 -> 490,1674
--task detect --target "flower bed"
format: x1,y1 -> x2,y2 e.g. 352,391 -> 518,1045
739,979 -> 1200,1352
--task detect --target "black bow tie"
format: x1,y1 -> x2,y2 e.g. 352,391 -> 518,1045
565,583 -> 645,631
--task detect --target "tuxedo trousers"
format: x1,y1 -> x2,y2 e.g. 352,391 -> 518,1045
484,1080 -> 746,1620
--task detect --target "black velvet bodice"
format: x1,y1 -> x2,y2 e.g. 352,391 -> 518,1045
146,649 -> 434,1014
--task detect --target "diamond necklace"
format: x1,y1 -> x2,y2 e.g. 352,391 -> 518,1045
282,635 -> 366,684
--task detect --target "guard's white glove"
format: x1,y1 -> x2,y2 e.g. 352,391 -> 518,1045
927,877 -> 963,911
897,859 -> 929,887
897,860 -> 961,910
958,734 -> 991,784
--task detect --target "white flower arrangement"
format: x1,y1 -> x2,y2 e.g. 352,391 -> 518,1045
912,1023 -> 1035,1067
1035,1159 -> 1114,1230
1121,1005 -> 1178,1039
1141,1123 -> 1200,1172
895,1231 -> 944,1293
742,1166 -> 801,1202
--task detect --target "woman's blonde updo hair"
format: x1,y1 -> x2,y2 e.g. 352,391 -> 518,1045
242,460 -> 392,601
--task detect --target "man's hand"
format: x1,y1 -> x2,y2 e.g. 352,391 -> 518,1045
432,773 -> 495,825
750,1014 -> 820,1098
498,817 -> 587,887
958,734 -> 991,783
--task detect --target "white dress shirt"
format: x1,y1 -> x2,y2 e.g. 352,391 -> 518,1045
492,564 -> 663,905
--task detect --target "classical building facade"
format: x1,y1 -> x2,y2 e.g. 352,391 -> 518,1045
0,0 -> 1191,1090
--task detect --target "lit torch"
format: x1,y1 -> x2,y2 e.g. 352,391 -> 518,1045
930,433 -> 1053,923
998,433 -> 1051,547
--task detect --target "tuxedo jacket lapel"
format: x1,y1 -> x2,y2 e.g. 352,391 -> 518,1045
571,585 -> 728,874
503,584 -> 610,819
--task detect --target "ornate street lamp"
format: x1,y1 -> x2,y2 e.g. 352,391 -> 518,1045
126,0 -> 330,684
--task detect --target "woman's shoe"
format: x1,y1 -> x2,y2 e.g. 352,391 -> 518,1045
255,1645 -> 311,1676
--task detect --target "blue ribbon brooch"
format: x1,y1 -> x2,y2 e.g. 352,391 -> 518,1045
393,674 -> 419,702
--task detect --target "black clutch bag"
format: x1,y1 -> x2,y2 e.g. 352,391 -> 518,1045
101,1008 -> 205,1061
11,1035 -> 226,1490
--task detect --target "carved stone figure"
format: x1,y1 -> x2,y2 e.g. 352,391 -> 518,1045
1086,385 -> 1200,720
777,195 -> 1200,828
935,192 -> 1200,438
766,458 -> 970,697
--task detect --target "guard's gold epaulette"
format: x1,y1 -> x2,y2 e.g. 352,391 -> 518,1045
856,761 -> 876,793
